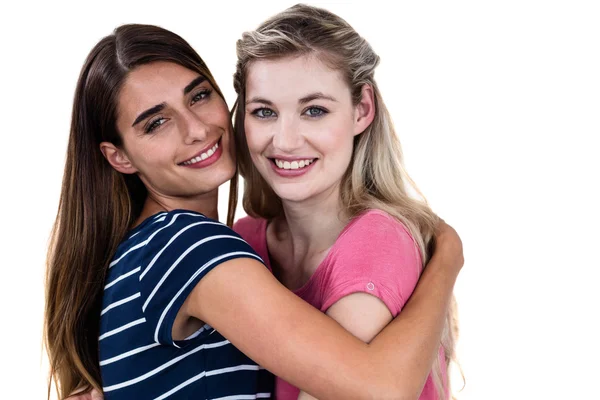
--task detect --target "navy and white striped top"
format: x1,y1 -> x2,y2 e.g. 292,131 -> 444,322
99,210 -> 274,399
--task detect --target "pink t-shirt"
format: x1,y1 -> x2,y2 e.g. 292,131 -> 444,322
234,209 -> 446,400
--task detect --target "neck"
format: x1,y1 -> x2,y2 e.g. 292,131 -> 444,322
278,184 -> 348,254
135,189 -> 220,228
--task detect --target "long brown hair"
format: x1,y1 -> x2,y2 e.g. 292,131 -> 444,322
233,4 -> 460,398
44,24 -> 232,399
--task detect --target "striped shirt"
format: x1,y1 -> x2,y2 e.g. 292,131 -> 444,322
99,210 -> 274,399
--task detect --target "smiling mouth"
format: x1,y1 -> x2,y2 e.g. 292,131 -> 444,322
180,140 -> 221,166
270,158 -> 317,170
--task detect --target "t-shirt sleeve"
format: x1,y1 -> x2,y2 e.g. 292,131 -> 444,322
233,216 -> 264,253
320,211 -> 423,317
138,211 -> 265,346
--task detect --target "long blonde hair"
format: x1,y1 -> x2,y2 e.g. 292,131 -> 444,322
232,4 -> 460,398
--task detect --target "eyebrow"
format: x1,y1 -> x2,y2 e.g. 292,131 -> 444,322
299,92 -> 338,104
246,92 -> 337,106
246,97 -> 273,106
131,76 -> 207,127
132,103 -> 166,127
183,76 -> 206,95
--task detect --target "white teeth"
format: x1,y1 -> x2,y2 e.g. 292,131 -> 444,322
274,158 -> 315,170
183,142 -> 219,165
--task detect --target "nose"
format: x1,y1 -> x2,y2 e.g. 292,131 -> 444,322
180,109 -> 209,145
272,116 -> 304,153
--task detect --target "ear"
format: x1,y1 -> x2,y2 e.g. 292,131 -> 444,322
353,84 -> 376,136
99,142 -> 138,174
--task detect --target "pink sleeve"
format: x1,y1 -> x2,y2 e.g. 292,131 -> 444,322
232,216 -> 255,239
233,216 -> 262,245
320,211 -> 422,317
232,216 -> 269,265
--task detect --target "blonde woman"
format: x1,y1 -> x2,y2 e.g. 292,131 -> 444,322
53,23 -> 462,400
233,4 -> 459,399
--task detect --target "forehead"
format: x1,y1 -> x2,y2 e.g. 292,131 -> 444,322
245,55 -> 349,100
118,61 -> 202,116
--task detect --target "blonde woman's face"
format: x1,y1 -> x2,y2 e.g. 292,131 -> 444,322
244,55 -> 362,204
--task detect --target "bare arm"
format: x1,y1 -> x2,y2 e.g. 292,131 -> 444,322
297,293 -> 394,400
182,220 -> 463,400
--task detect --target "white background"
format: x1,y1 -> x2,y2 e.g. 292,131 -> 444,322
1,1 -> 598,399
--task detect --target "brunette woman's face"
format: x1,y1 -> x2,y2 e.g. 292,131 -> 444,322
110,61 -> 235,201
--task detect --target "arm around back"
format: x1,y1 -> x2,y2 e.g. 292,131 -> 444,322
182,219 -> 462,400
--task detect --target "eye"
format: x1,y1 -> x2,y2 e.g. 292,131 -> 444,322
191,89 -> 212,105
252,108 -> 277,119
303,106 -> 328,117
144,117 -> 167,134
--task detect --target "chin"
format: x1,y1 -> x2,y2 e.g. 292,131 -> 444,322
192,158 -> 236,192
271,185 -> 313,204
212,163 -> 236,187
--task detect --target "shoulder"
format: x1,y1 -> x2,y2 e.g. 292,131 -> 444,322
321,209 -> 423,313
150,209 -> 221,232
132,210 -> 257,274
337,209 -> 418,254
233,215 -> 266,238
142,210 -> 240,247
233,215 -> 268,252
134,211 -> 263,344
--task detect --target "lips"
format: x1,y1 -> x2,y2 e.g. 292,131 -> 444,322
267,156 -> 318,177
272,158 -> 316,170
181,141 -> 220,166
178,138 -> 224,170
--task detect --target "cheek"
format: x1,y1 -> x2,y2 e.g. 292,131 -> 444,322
315,121 -> 355,154
121,136 -> 158,170
215,103 -> 232,127
136,137 -> 178,168
244,121 -> 266,155
197,97 -> 230,129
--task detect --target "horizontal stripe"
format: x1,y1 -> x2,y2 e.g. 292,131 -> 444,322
99,318 -> 146,341
100,343 -> 160,366
109,242 -> 147,268
185,323 -> 212,340
153,371 -> 206,400
101,293 -> 140,316
211,393 -> 271,400
130,213 -> 166,238
206,364 -> 260,377
104,267 -> 141,290
103,339 -> 231,392
153,365 -> 261,400
151,216 -> 167,224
